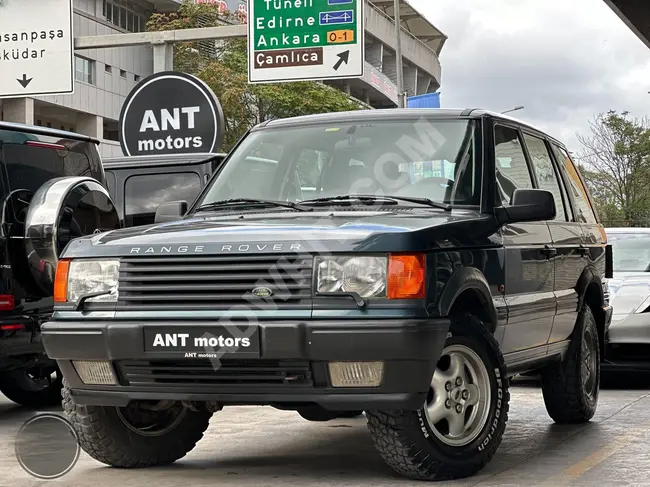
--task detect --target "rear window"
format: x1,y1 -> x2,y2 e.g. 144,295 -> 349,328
1,142 -> 93,220
124,172 -> 201,227
2,143 -> 92,192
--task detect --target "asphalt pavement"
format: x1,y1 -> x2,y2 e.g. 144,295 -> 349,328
1,374 -> 649,487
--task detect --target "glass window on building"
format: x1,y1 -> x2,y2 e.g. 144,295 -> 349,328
74,56 -> 94,85
104,0 -> 147,33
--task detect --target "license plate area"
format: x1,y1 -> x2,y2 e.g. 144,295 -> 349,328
143,326 -> 261,358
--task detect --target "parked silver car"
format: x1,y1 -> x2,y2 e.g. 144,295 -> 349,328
604,227 -> 650,370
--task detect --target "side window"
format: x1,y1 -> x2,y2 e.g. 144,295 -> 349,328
124,172 -> 201,227
552,145 -> 597,224
494,125 -> 533,205
522,134 -> 567,221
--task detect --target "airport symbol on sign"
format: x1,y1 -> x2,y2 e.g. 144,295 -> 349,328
0,0 -> 74,98
248,0 -> 364,83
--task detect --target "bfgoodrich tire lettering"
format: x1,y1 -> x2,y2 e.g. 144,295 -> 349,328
366,313 -> 510,481
541,305 -> 600,424
61,380 -> 212,468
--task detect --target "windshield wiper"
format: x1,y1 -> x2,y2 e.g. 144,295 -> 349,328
195,198 -> 312,213
301,194 -> 452,211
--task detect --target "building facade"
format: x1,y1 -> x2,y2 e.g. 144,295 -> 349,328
0,0 -> 445,158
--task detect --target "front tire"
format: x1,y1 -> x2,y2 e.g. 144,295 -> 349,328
366,313 -> 510,481
541,305 -> 600,424
62,380 -> 212,468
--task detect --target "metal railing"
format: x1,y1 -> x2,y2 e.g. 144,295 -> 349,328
366,1 -> 439,59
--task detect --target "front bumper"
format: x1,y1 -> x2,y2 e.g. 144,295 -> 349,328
41,318 -> 449,410
602,311 -> 650,371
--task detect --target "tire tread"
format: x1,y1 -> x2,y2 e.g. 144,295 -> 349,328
366,313 -> 510,481
61,379 -> 211,468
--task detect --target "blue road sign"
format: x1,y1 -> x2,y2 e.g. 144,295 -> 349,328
319,10 -> 354,25
328,0 -> 353,4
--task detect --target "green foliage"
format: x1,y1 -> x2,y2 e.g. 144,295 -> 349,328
147,1 -> 366,151
576,110 -> 650,227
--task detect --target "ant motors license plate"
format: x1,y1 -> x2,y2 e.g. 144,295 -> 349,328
143,326 -> 260,358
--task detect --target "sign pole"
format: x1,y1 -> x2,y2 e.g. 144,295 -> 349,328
394,0 -> 405,108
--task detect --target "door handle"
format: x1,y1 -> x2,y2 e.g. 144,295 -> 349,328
541,245 -> 557,258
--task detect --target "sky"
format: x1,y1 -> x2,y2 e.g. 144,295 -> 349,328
408,0 -> 650,153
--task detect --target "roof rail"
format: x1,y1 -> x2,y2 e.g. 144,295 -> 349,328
460,108 -> 479,116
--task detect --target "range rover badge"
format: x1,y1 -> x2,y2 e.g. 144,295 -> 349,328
252,287 -> 273,298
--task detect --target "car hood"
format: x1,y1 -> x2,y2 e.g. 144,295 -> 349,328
607,271 -> 650,315
62,209 -> 499,258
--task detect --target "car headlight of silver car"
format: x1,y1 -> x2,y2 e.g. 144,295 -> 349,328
54,259 -> 120,304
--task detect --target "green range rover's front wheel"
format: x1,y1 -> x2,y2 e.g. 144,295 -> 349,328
366,313 -> 510,481
61,380 -> 213,468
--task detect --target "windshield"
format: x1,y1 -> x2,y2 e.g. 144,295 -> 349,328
194,119 -> 479,209
608,232 -> 650,272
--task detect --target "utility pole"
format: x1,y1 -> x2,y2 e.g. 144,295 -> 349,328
394,0 -> 406,108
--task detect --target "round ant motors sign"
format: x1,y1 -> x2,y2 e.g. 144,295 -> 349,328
118,71 -> 225,156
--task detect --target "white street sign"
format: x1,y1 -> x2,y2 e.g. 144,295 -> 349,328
248,0 -> 364,84
0,0 -> 74,98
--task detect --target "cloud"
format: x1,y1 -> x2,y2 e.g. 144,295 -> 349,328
409,0 -> 650,151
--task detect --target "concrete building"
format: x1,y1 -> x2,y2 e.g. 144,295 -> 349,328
0,0 -> 445,158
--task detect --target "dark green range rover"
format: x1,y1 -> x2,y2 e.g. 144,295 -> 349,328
41,109 -> 612,481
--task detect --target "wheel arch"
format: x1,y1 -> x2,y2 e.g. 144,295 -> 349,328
576,267 -> 606,358
438,267 -> 498,333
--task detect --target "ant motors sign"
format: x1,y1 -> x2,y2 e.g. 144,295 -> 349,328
118,71 -> 225,157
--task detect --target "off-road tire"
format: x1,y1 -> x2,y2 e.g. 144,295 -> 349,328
366,313 -> 510,481
61,380 -> 212,468
0,367 -> 63,408
541,305 -> 600,424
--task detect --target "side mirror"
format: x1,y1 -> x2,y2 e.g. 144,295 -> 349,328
496,188 -> 556,225
154,201 -> 188,224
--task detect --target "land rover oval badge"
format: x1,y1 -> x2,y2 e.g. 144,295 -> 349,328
252,287 -> 273,298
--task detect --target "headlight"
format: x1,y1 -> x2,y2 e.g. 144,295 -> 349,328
54,259 -> 120,304
315,254 -> 426,300
316,256 -> 387,298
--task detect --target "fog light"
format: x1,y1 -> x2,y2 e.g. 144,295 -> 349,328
72,361 -> 117,385
328,361 -> 384,388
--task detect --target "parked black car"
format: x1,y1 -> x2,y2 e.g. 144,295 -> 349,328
41,109 -> 612,481
102,152 -> 226,227
0,121 -> 120,407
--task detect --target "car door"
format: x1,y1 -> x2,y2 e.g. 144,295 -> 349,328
551,144 -> 608,306
494,124 -> 556,356
522,133 -> 583,348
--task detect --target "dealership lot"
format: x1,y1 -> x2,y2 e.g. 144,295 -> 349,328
0,375 -> 648,487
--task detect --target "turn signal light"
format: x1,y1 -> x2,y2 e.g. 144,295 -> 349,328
387,253 -> 425,299
54,259 -> 71,303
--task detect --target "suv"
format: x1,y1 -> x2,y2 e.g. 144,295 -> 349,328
102,152 -> 227,227
0,121 -> 120,407
40,109 -> 612,481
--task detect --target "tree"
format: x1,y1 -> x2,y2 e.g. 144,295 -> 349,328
576,110 -> 650,227
147,1 -> 366,151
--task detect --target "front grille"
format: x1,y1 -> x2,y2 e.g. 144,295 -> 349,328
118,359 -> 313,387
118,254 -> 313,310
